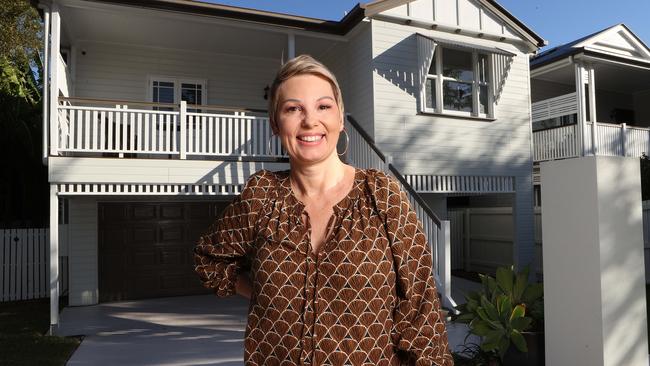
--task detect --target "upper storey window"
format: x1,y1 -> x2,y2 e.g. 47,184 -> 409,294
417,34 -> 515,119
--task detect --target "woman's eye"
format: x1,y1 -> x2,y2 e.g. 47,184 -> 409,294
285,106 -> 301,112
319,105 -> 332,110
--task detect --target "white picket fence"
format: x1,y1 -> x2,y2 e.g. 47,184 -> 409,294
1,229 -> 68,302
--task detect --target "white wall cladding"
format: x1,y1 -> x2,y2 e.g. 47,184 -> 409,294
382,0 -> 520,39
74,41 -> 280,110
68,198 -> 98,306
319,23 -> 375,136
371,20 -> 533,177
48,157 -> 289,186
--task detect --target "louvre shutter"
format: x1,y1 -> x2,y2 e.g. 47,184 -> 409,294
416,34 -> 437,113
490,52 -> 515,103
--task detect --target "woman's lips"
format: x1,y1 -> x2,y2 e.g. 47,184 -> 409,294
297,134 -> 325,144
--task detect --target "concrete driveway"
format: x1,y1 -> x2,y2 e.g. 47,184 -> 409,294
57,278 -> 477,365
58,295 -> 249,366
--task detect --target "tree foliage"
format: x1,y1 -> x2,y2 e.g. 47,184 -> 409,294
0,0 -> 47,227
1,0 -> 42,101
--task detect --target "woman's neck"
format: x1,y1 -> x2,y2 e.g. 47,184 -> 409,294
289,155 -> 349,198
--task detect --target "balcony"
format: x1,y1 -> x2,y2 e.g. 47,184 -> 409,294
532,92 -> 650,162
52,97 -> 286,161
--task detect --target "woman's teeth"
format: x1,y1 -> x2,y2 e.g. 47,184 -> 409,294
298,135 -> 323,142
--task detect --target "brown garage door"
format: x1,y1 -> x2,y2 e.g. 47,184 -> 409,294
98,201 -> 229,302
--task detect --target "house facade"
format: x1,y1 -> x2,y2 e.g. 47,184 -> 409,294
531,24 -> 650,165
38,0 -> 543,332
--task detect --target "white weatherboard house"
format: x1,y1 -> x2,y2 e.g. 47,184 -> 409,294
531,24 -> 650,164
38,0 -> 545,332
530,24 -> 650,283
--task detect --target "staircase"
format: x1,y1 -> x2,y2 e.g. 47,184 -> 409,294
344,114 -> 457,312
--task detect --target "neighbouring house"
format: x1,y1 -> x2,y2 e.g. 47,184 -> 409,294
37,0 -> 544,332
529,23 -> 650,282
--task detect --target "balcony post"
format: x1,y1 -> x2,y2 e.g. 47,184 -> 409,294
588,65 -> 598,155
49,5 -> 61,156
621,123 -> 627,157
179,101 -> 187,160
574,62 -> 588,157
48,184 -> 59,335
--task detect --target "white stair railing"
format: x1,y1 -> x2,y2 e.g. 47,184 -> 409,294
344,114 -> 456,312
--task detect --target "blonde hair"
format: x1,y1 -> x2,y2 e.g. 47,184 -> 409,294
268,55 -> 345,132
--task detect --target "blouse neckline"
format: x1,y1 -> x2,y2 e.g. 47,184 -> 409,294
277,167 -> 365,215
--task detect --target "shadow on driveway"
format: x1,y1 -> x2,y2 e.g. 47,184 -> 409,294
59,295 -> 249,366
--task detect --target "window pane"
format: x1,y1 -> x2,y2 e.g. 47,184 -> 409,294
443,81 -> 472,112
157,87 -> 174,103
181,83 -> 199,89
479,85 -> 488,114
428,53 -> 437,75
425,78 -> 436,110
443,48 -> 473,82
478,54 -> 489,83
181,88 -> 197,104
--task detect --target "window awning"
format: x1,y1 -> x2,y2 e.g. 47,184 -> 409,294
417,33 -> 516,57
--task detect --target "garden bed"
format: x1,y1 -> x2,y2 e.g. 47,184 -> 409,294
0,299 -> 80,365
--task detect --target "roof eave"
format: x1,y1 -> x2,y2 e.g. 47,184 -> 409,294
85,0 -> 365,35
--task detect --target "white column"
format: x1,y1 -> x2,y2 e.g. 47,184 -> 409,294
287,33 -> 295,59
541,156 -> 648,366
575,62 -> 587,156
588,65 -> 598,155
41,7 -> 50,162
49,5 -> 61,156
49,185 -> 59,335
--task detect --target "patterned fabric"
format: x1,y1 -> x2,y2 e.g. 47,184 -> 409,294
194,168 -> 453,366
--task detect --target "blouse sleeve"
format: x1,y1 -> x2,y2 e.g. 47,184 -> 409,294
377,171 -> 453,366
193,170 -> 268,297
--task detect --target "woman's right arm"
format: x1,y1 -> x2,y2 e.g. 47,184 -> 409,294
193,171 -> 267,298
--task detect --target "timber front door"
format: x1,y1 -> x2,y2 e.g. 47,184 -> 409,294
98,201 -> 228,302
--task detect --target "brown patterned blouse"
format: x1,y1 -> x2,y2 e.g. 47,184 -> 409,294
194,168 -> 453,366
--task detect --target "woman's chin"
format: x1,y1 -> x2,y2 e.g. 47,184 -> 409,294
289,149 -> 337,166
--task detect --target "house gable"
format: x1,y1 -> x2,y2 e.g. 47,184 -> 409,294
575,24 -> 650,63
362,0 -> 544,49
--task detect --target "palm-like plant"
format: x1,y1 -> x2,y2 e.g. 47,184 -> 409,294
455,266 -> 544,360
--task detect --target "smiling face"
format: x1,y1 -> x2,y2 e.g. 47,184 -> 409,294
274,74 -> 343,168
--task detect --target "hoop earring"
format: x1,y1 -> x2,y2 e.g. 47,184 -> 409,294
267,135 -> 274,156
338,129 -> 349,156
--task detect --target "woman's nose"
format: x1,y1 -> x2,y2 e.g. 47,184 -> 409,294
300,108 -> 318,126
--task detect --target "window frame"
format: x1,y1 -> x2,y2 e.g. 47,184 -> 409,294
147,75 -> 208,109
421,46 -> 494,119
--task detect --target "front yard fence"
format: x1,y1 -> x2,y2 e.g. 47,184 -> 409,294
1,228 -> 68,302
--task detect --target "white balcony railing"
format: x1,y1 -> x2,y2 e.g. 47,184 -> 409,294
534,122 -> 650,161
533,124 -> 579,161
55,98 -> 286,159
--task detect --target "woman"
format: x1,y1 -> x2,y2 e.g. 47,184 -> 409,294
194,55 -> 453,365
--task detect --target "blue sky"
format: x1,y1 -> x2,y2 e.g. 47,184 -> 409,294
208,0 -> 650,51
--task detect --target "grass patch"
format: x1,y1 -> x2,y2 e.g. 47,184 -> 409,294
0,299 -> 80,366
